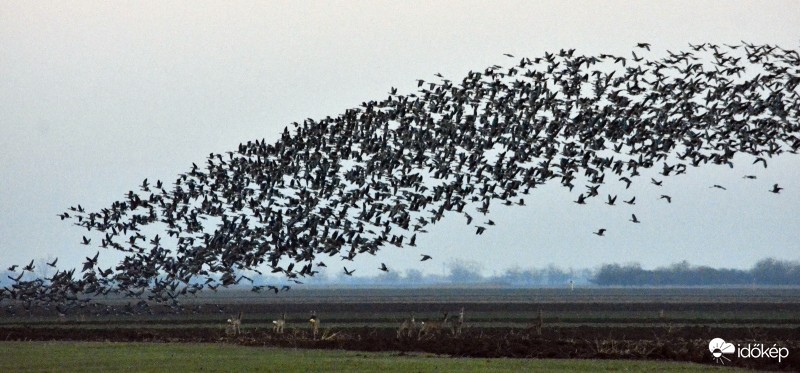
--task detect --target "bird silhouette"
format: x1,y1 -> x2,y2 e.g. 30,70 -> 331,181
10,41 -> 793,306
82,252 -> 99,272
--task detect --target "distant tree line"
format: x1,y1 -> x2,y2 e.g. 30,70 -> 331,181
3,257 -> 798,288
591,258 -> 800,286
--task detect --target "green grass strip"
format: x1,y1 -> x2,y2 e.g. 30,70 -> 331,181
0,341 -> 753,373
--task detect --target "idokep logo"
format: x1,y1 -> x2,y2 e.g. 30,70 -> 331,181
709,338 -> 790,364
709,338 -> 735,364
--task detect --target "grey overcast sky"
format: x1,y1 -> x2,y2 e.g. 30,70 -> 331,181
1,1 -> 799,278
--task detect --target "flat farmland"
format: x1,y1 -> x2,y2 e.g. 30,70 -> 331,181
1,287 -> 798,370
0,342 -> 758,373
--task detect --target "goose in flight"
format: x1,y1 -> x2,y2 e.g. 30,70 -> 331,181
82,252 -> 99,272
593,228 -> 606,236
629,214 -> 641,223
36,42 -> 800,305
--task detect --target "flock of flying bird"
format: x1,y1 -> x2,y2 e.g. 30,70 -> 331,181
2,42 -> 799,314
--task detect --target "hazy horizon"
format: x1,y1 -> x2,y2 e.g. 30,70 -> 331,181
2,1 -> 799,280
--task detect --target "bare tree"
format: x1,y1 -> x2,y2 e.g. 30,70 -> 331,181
397,313 -> 417,339
418,312 -> 449,340
225,311 -> 242,336
309,311 -> 320,339
272,312 -> 286,334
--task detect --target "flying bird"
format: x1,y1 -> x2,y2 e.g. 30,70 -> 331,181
82,252 -> 99,272
22,41 -> 797,306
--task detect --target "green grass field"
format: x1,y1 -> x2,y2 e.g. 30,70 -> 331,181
0,342 -> 751,372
